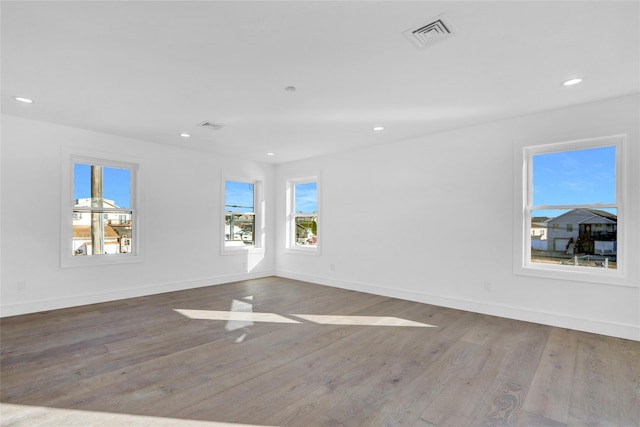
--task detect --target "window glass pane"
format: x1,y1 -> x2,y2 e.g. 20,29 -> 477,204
74,163 -> 131,208
225,181 -> 254,212
225,213 -> 255,245
72,211 -> 133,256
295,215 -> 317,246
294,182 -> 317,213
74,163 -> 92,200
530,208 -> 617,269
225,181 -> 255,247
532,146 -> 615,206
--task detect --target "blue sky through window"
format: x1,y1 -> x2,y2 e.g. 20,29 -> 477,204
295,182 -> 317,213
532,146 -> 615,218
74,163 -> 131,208
226,181 -> 254,213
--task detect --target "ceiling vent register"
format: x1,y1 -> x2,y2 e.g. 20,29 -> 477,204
198,121 -> 226,131
403,15 -> 455,49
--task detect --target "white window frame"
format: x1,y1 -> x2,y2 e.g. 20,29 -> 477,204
221,175 -> 264,255
286,176 -> 321,254
513,134 -> 628,285
61,147 -> 143,268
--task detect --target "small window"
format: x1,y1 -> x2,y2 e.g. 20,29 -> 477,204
287,178 -> 319,252
516,135 -> 625,281
225,181 -> 255,248
61,149 -> 141,268
223,178 -> 263,253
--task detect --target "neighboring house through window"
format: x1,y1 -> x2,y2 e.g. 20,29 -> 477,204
515,134 -> 625,282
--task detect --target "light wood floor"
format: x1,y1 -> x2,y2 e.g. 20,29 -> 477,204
1,277 -> 638,427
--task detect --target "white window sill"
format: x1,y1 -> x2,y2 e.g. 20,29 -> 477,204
514,262 -> 632,288
222,245 -> 265,256
61,253 -> 144,268
285,246 -> 320,256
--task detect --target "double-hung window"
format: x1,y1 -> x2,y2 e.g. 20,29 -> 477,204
223,178 -> 263,253
286,178 -> 319,252
515,135 -> 625,281
62,150 -> 141,267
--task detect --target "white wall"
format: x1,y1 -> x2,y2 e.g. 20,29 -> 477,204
275,94 -> 640,341
1,115 -> 276,316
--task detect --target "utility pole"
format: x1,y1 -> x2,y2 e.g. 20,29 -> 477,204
91,165 -> 104,255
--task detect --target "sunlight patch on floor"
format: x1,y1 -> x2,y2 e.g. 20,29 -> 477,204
173,309 -> 436,328
0,403 -> 278,427
291,314 -> 437,327
173,309 -> 300,324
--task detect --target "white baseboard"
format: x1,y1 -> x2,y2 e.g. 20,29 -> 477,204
276,270 -> 640,342
0,270 -> 276,317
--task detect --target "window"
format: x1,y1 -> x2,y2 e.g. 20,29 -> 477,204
223,178 -> 263,253
287,178 -> 319,252
61,149 -> 141,267
515,135 -> 625,281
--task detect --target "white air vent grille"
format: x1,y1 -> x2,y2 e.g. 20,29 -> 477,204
198,120 -> 226,131
403,15 -> 455,49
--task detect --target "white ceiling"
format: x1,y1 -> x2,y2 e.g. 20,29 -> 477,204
2,1 -> 639,164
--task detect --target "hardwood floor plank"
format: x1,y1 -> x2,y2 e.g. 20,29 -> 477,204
467,322 -> 549,426
520,327 -> 578,425
414,340 -> 503,426
608,337 -> 640,427
567,333 -> 623,426
517,410 -> 568,427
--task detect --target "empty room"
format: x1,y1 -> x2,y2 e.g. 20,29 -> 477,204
1,1 -> 639,426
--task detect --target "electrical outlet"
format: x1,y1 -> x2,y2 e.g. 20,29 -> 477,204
330,264 -> 336,271
17,280 -> 26,291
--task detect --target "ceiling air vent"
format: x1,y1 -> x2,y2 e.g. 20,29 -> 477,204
198,120 -> 226,131
403,14 -> 455,49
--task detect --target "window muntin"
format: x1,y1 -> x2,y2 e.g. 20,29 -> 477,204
224,180 -> 256,249
72,163 -> 134,256
523,136 -> 623,275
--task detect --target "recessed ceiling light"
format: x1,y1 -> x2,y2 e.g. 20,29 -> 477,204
267,152 -> 276,156
373,126 -> 385,132
14,96 -> 33,103
284,86 -> 296,92
179,133 -> 191,138
562,78 -> 583,87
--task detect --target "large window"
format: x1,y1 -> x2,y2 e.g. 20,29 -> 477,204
223,178 -> 263,253
516,135 -> 625,281
287,178 -> 319,251
61,150 -> 141,267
